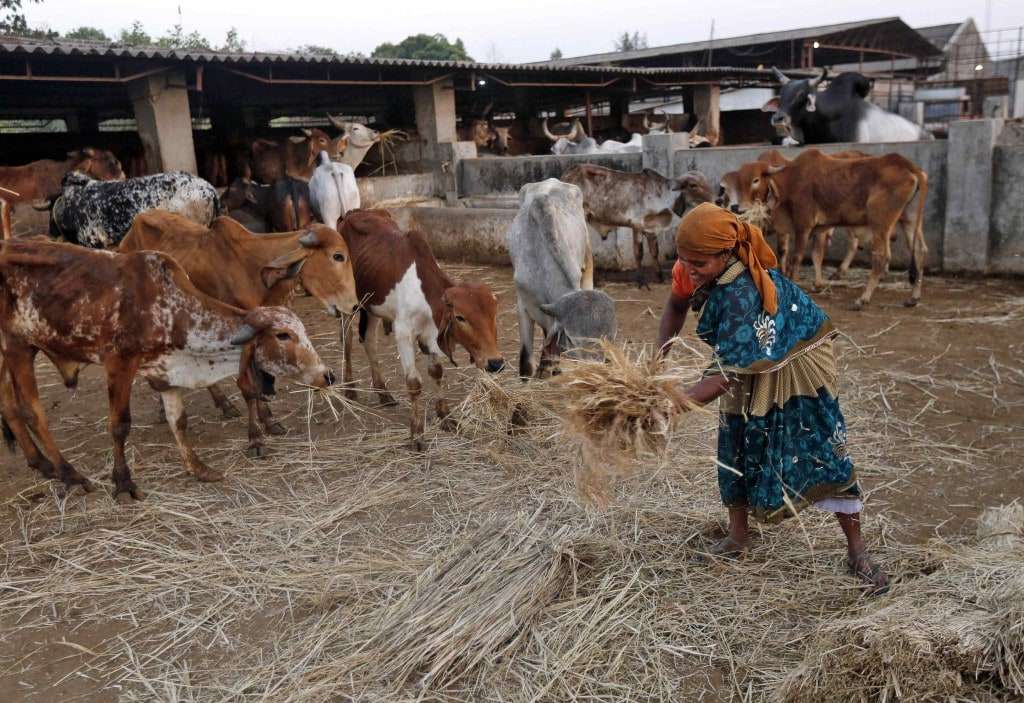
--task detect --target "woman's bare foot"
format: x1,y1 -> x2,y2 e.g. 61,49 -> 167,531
847,551 -> 889,595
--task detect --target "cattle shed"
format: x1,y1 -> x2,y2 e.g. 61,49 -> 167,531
0,36 -> 792,173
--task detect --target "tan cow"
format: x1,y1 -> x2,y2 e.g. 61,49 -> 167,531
726,148 -> 928,308
338,209 -> 504,449
251,128 -> 343,184
0,148 -> 124,239
0,239 -> 332,501
120,211 -> 358,456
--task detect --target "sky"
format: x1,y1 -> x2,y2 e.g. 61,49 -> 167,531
22,0 -> 1024,63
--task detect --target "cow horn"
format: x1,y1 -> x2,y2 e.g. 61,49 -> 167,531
643,112 -> 652,130
572,118 -> 588,139
766,164 -> 786,175
302,128 -> 313,137
481,100 -> 494,118
771,66 -> 790,85
658,109 -> 673,133
230,324 -> 258,346
809,68 -> 827,88
31,198 -> 53,211
326,113 -> 347,132
542,118 -> 559,141
298,230 -> 320,248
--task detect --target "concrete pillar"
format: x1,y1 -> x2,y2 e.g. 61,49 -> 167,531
943,118 -> 1003,273
129,70 -> 197,174
642,132 -> 690,179
692,85 -> 721,146
438,141 -> 477,204
414,78 -> 458,164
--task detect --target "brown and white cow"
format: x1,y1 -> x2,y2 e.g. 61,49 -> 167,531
561,164 -> 714,288
0,239 -> 332,501
726,148 -> 928,308
120,211 -> 358,455
338,209 -> 504,449
0,148 -> 124,239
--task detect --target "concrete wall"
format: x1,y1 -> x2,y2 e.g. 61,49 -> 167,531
673,141 -> 948,270
358,173 -> 439,207
991,145 -> 1024,274
459,152 -> 643,197
388,206 -> 649,272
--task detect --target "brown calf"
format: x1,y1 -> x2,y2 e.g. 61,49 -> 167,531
251,129 -> 343,184
120,211 -> 358,455
725,149 -> 928,308
0,149 -> 124,239
0,239 -> 332,500
338,209 -> 504,449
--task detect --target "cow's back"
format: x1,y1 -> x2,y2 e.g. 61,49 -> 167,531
339,209 -> 415,307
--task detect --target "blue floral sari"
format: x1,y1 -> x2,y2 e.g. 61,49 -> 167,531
696,261 -> 859,523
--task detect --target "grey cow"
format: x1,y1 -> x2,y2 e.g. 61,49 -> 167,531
507,178 -> 617,378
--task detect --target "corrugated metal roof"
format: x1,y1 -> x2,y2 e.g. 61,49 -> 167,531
915,22 -> 964,51
544,16 -> 941,67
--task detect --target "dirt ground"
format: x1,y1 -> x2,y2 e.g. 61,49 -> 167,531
1,262 -> 1022,701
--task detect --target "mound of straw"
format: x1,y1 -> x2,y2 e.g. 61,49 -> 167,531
449,373 -> 553,440
351,509 -> 586,693
977,501 -> 1023,551
775,505 -> 1024,702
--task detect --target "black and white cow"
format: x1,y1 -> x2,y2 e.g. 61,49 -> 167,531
763,68 -> 932,144
39,171 -> 220,248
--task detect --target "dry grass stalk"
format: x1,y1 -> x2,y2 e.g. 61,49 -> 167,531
736,200 -> 772,231
976,501 -> 1024,551
351,510 -> 586,693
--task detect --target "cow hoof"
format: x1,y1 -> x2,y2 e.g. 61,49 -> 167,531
378,393 -> 398,407
266,422 -> 288,436
830,271 -> 845,281
220,404 -> 242,420
343,388 -> 360,402
850,300 -> 866,311
246,444 -> 268,459
903,298 -> 919,308
114,485 -> 145,503
411,436 -> 425,452
194,467 -> 225,483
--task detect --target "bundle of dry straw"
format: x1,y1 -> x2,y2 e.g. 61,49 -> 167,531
775,504 -> 1024,702
736,200 -> 772,231
351,510 -> 586,693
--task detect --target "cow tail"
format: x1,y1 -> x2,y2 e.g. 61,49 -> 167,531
289,179 -> 302,229
908,170 -> 928,286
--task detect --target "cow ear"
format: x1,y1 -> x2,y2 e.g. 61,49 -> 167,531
539,302 -> 558,318
260,250 -> 307,288
302,128 -> 313,137
289,135 -> 307,144
761,97 -> 780,113
297,229 -> 321,248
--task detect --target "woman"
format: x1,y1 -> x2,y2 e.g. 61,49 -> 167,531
667,203 -> 888,594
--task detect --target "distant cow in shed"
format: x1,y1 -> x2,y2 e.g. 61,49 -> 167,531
338,209 -> 504,449
120,211 -> 358,456
727,148 -> 928,308
561,164 -> 714,288
507,179 -> 617,378
271,177 -> 314,231
0,148 -> 124,239
543,119 -> 600,155
764,68 -> 932,144
38,171 -> 219,248
221,177 -> 273,232
0,238 -> 333,501
309,151 -> 360,229
326,115 -> 383,170
251,127 -> 343,184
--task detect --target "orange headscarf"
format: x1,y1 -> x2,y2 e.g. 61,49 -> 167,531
676,203 -> 779,315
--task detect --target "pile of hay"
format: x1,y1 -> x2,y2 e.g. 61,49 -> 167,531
737,200 -> 773,231
350,510 -> 588,693
775,505 -> 1024,702
448,373 -> 555,440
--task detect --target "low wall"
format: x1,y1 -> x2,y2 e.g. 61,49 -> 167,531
458,152 -> 643,197
387,206 -> 656,272
358,172 -> 439,207
991,145 -> 1024,274
673,141 -> 948,270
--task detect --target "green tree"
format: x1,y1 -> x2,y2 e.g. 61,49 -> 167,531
156,23 -> 211,50
65,26 -> 109,41
118,21 -> 152,46
614,31 -> 648,52
371,33 -> 473,62
220,27 -> 245,52
295,44 -> 337,56
549,48 -> 563,60
0,0 -> 40,34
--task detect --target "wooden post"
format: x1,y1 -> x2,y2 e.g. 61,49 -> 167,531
585,91 -> 593,137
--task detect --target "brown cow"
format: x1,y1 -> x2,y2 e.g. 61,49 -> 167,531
562,164 -> 714,288
0,239 -> 332,500
338,209 -> 504,449
718,149 -> 875,289
251,128 -> 343,184
120,211 -> 358,456
0,148 -> 124,239
726,149 -> 928,308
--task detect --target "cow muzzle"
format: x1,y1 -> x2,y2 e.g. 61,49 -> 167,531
257,369 -> 277,400
486,358 -> 505,374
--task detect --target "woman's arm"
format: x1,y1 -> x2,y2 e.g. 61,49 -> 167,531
656,291 -> 690,356
669,373 -> 735,409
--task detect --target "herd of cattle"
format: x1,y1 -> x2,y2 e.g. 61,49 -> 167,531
0,67 -> 934,502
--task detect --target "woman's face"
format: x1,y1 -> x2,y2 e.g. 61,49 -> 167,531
678,247 -> 731,288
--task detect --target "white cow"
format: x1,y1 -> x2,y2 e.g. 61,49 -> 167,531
507,178 -> 616,378
309,151 -> 359,229
327,115 -> 381,169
